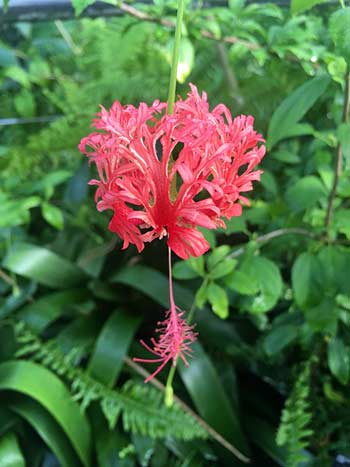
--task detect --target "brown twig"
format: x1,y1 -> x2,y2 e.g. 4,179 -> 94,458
124,356 -> 251,463
325,64 -> 350,232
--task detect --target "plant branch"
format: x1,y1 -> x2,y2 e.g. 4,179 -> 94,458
325,64 -> 350,232
227,227 -> 316,259
124,356 -> 250,463
0,268 -> 17,287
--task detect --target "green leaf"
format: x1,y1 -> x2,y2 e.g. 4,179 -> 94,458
226,270 -> 259,296
285,176 -> 327,213
0,432 -> 25,467
41,202 -> 64,230
292,252 -> 321,309
329,8 -> 350,64
0,196 -> 40,228
262,325 -> 298,356
240,257 -> 283,314
88,309 -> 140,387
173,261 -> 200,280
0,360 -> 91,466
187,256 -> 205,277
9,396 -> 80,467
210,259 -> 237,280
267,75 -> 331,149
207,283 -> 229,319
4,66 -> 30,88
334,209 -> 350,240
14,89 -> 36,118
112,265 -> 193,311
195,280 -> 209,309
179,341 -> 250,459
18,290 -> 86,332
328,337 -> 350,385
291,0 -> 327,15
207,246 -> 231,270
3,243 -> 86,288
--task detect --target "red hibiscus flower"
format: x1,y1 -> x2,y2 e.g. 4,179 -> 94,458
79,84 -> 265,383
79,84 -> 265,260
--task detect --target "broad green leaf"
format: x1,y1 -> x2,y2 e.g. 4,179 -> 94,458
14,89 -> 36,118
210,259 -> 237,280
187,256 -> 205,277
291,0 -> 327,15
0,432 -> 25,467
179,341 -> 250,459
0,282 -> 36,319
18,290 -> 86,332
173,261 -> 200,280
267,75 -> 330,149
240,257 -> 283,314
88,309 -> 140,387
292,252 -> 321,309
226,270 -> 259,296
21,171 -> 72,196
0,196 -> 40,228
305,298 -> 339,335
318,246 -> 350,295
272,150 -> 300,164
0,361 -> 91,466
328,337 -> 350,385
334,209 -> 350,240
207,282 -> 229,319
4,66 -> 30,88
285,176 -> 327,213
195,280 -> 209,309
329,8 -> 350,64
0,407 -> 17,437
41,202 -> 64,230
9,396 -> 80,467
3,243 -> 86,288
112,265 -> 193,310
262,325 -> 298,356
207,246 -> 231,270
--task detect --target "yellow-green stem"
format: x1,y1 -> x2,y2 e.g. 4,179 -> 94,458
167,0 -> 185,114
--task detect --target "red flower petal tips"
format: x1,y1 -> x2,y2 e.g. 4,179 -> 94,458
79,84 -> 266,260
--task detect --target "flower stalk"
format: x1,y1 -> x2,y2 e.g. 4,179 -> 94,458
167,0 -> 185,114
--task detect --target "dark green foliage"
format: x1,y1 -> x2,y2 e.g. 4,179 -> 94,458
1,1 -> 350,465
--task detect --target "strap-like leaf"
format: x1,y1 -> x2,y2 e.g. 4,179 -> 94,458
88,309 -> 140,387
9,395 -> 80,467
3,243 -> 86,289
0,360 -> 91,467
0,432 -> 25,467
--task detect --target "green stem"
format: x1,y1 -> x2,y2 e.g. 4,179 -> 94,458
167,0 -> 185,114
339,0 -> 345,8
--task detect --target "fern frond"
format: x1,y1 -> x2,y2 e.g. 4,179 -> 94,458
12,321 -> 207,441
276,361 -> 314,467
